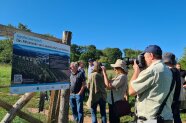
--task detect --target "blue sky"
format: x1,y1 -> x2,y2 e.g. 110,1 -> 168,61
1,0 -> 186,59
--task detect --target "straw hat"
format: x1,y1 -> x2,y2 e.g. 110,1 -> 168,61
111,59 -> 128,72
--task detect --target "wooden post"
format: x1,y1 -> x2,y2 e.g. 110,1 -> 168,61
0,99 -> 42,123
58,31 -> 72,123
1,93 -> 35,123
47,90 -> 60,123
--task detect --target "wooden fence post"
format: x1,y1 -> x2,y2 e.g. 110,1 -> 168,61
48,90 -> 62,123
58,31 -> 72,123
0,99 -> 42,123
1,93 -> 35,123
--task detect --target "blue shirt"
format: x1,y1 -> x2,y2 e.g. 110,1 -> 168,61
88,65 -> 94,77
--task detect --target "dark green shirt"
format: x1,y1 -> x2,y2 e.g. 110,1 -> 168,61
86,72 -> 107,108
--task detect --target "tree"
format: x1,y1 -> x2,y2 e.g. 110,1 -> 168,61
87,45 -> 96,52
79,52 -> 91,62
43,34 -> 56,38
18,23 -> 31,32
70,44 -> 83,62
79,45 -> 96,60
0,39 -> 12,63
0,23 -> 32,63
178,48 -> 186,69
123,48 -> 142,58
99,56 -> 108,63
102,48 -> 122,64
7,24 -> 16,28
95,49 -> 103,60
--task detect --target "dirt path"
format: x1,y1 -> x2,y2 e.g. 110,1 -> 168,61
27,108 -> 186,123
27,108 -> 92,122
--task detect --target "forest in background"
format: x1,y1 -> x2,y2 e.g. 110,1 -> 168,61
0,23 -> 186,69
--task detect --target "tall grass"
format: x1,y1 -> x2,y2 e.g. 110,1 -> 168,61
0,64 -> 11,93
0,64 -> 11,85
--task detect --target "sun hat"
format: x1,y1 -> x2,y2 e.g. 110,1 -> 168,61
111,59 -> 128,72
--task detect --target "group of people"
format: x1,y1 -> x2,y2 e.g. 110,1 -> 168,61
69,58 -> 128,123
69,45 -> 186,123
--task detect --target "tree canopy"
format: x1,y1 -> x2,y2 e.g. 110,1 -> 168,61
0,23 -> 185,68
0,39 -> 12,63
123,48 -> 142,58
178,48 -> 186,69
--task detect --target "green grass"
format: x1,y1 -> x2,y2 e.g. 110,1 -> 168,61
0,107 -> 47,123
0,108 -> 28,123
181,112 -> 186,121
0,64 -> 11,83
0,64 -> 11,93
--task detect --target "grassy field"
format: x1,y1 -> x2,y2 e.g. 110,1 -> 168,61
0,64 -> 186,123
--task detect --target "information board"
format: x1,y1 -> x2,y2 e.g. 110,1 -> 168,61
11,33 -> 70,94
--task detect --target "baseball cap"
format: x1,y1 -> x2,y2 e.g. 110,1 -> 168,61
163,52 -> 176,65
88,58 -> 94,62
143,45 -> 162,56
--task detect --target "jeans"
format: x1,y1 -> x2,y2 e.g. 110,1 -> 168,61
108,103 -> 120,123
172,101 -> 182,123
69,94 -> 84,123
90,98 -> 107,123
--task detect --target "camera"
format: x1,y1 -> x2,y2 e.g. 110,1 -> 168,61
98,62 -> 104,72
124,53 -> 146,68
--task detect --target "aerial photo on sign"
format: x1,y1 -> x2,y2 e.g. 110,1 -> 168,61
11,33 -> 70,93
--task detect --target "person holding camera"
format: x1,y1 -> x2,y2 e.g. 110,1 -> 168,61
102,59 -> 128,123
163,52 -> 182,123
86,61 -> 107,123
129,45 -> 174,123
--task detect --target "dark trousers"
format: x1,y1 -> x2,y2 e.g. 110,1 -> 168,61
172,101 -> 182,123
90,98 -> 107,123
69,94 -> 84,123
108,103 -> 120,123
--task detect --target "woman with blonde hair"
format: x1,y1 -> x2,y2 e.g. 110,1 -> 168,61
86,61 -> 107,123
101,59 -> 128,123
